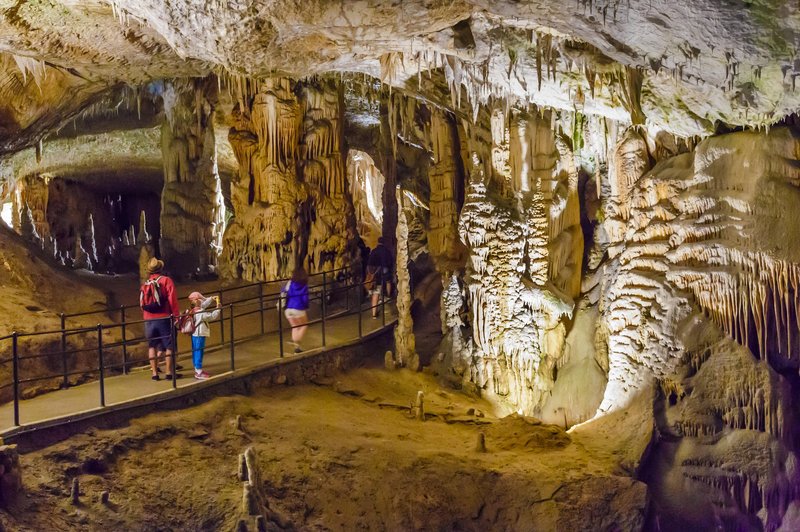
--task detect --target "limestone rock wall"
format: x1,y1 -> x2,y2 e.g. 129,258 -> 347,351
159,79 -> 222,275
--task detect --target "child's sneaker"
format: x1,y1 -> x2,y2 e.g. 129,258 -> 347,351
194,370 -> 210,380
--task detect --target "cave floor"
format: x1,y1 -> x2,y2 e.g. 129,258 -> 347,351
2,360 -> 647,531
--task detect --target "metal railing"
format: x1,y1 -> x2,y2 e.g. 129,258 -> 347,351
0,267 -> 395,427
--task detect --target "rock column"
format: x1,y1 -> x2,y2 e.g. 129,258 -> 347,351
458,105 -> 581,415
159,79 -> 221,275
394,186 -> 418,369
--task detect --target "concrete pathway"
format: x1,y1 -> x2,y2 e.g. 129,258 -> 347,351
0,301 -> 396,433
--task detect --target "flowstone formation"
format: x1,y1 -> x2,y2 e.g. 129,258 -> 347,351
458,106 -> 583,415
221,77 -> 357,281
300,79 -> 358,274
221,77 -> 304,281
588,128 -> 800,528
346,150 -> 384,248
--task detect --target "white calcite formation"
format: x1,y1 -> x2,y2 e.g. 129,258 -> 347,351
458,105 -> 583,414
587,127 -> 800,528
346,150 -> 384,248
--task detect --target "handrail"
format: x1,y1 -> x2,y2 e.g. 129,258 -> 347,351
0,265 -> 396,429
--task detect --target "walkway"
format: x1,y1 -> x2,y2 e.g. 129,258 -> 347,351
0,290 -> 396,438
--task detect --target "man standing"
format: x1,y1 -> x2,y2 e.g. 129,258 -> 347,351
140,257 -> 181,380
366,236 -> 393,319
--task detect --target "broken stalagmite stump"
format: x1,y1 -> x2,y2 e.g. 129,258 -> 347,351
70,478 -> 80,505
238,453 -> 248,481
415,391 -> 425,421
0,445 -> 22,508
384,350 -> 395,370
475,432 -> 487,453
100,490 -> 109,505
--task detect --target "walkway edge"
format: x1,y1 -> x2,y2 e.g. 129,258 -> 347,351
4,321 -> 396,451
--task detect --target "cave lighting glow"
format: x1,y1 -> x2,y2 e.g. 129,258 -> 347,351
1,202 -> 12,227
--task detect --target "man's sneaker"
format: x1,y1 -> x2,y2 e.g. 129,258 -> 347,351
165,373 -> 183,381
194,371 -> 210,380
151,374 -> 160,381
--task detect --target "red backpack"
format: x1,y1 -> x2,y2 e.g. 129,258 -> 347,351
140,276 -> 166,313
176,308 -> 197,335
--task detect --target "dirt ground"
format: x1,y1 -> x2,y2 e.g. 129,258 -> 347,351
0,356 -> 647,531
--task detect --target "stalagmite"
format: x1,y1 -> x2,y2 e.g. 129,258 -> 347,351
475,432 -> 486,453
394,186 -> 417,368
70,477 -> 80,505
414,390 -> 425,421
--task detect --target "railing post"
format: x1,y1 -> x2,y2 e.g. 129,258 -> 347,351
278,293 -> 284,358
11,332 -> 19,426
218,290 -> 225,346
382,286 -> 386,327
60,312 -> 68,389
357,284 -> 363,339
321,271 -> 327,347
120,306 -> 128,375
229,304 -> 235,371
258,282 -> 265,335
98,324 -> 106,407
170,319 -> 177,389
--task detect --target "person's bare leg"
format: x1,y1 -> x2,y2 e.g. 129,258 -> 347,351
165,349 -> 174,375
371,292 -> 379,317
288,316 -> 301,343
295,315 -> 308,344
149,347 -> 158,376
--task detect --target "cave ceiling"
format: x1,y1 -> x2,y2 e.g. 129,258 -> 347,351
0,0 -> 796,155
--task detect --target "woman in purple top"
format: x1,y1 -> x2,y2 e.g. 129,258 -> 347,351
282,267 -> 310,353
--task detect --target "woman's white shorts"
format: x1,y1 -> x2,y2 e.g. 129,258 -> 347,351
284,308 -> 307,320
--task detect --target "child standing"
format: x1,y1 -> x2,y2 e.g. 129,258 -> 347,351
188,291 -> 221,380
